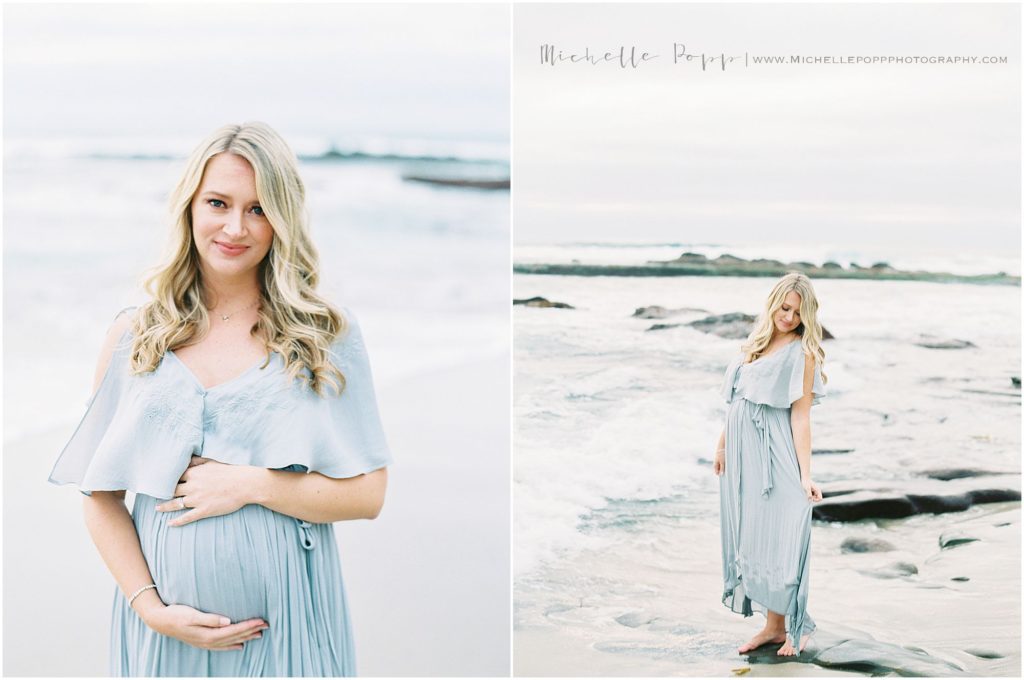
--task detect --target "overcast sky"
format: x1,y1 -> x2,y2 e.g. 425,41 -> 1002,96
4,3 -> 510,149
513,3 -> 1020,255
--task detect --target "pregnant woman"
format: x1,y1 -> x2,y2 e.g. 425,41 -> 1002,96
713,272 -> 827,657
48,122 -> 392,676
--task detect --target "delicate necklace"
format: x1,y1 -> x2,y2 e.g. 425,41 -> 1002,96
212,298 -> 261,322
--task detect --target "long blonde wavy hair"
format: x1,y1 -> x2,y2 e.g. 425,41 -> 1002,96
740,272 -> 827,382
130,122 -> 346,396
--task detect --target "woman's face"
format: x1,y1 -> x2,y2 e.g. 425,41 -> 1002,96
190,152 -> 274,281
773,290 -> 802,335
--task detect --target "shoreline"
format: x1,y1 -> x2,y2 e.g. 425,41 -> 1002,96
515,503 -> 1021,677
512,262 -> 1019,285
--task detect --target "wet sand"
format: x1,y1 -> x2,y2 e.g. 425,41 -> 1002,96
515,502 -> 1020,677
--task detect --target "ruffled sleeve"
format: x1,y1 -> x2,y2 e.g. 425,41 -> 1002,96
786,345 -> 826,407
48,332 -> 130,495
200,308 -> 393,479
730,341 -> 826,408
721,354 -> 743,404
47,307 -> 197,498
303,309 -> 393,476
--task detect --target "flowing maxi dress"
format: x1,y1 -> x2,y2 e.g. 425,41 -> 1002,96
48,307 -> 393,676
718,338 -> 826,652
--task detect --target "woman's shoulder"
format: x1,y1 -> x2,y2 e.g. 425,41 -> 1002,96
91,306 -> 139,390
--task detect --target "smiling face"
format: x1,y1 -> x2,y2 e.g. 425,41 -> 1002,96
773,290 -> 803,336
190,152 -> 275,282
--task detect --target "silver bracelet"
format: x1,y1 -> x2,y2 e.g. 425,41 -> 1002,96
127,583 -> 158,608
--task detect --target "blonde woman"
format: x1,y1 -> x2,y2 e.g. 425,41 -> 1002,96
713,272 -> 827,658
49,122 -> 392,676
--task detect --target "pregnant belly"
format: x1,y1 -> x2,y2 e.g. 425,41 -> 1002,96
132,493 -> 303,622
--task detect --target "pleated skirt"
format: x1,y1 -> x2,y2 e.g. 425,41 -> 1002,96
110,494 -> 355,676
719,397 -> 815,649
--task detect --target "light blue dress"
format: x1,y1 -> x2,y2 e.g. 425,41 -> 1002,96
49,308 -> 393,676
719,338 -> 826,653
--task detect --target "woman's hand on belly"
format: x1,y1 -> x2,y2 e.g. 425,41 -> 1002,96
155,456 -> 262,526
143,602 -> 267,651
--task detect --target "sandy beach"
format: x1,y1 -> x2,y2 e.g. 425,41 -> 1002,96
513,268 -> 1020,677
5,355 -> 510,677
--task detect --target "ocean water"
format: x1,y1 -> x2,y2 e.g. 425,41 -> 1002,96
513,254 -> 1021,674
3,138 -> 510,442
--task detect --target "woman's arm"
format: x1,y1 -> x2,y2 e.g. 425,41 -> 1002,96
790,352 -> 815,480
160,461 -> 387,526
712,428 -> 726,475
791,352 -> 822,501
81,315 -> 266,649
252,467 -> 387,522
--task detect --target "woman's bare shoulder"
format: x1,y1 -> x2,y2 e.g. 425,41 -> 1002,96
92,307 -> 139,391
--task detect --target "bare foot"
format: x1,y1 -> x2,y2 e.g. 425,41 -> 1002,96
777,633 -> 811,656
738,629 -> 786,654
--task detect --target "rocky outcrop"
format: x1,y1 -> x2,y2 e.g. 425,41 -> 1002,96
513,253 -> 1020,285
840,537 -> 895,553
914,335 -> 977,350
403,175 -> 509,190
687,313 -> 758,339
743,626 -> 967,675
814,477 -> 1021,522
513,297 -> 574,309
632,305 -> 710,319
679,312 -> 834,340
919,468 -> 1011,481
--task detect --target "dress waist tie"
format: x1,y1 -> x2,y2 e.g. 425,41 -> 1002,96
749,402 -> 774,498
297,519 -> 317,551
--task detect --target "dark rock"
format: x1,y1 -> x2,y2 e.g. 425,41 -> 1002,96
402,175 -> 509,190
820,489 -> 857,499
870,262 -> 894,270
688,312 -> 834,341
914,334 -> 976,350
939,531 -> 980,549
813,448 -> 853,455
919,468 -> 1007,481
670,251 -> 708,263
813,483 -> 1021,522
1012,376 -> 1021,388
632,305 -> 709,319
951,576 -> 970,582
810,638 -> 965,676
513,296 -> 574,309
743,628 -> 966,675
816,494 -> 916,522
841,537 -> 895,553
514,260 -> 1020,285
689,313 -> 757,339
646,323 -> 683,332
634,305 -> 673,319
751,258 -> 785,268
858,562 -> 918,579
964,648 -> 1003,659
886,561 -> 918,576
